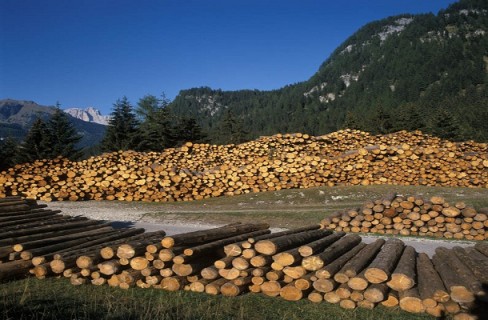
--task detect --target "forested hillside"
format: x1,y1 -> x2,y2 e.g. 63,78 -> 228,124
169,0 -> 488,143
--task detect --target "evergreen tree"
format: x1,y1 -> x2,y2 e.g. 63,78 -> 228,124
427,108 -> 463,141
16,118 -> 51,163
215,109 -> 248,144
135,94 -> 175,151
46,103 -> 83,160
0,137 -> 19,170
100,97 -> 139,152
342,111 -> 362,130
175,116 -> 206,145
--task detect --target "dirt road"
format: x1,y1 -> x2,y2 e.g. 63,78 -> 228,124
42,200 -> 476,257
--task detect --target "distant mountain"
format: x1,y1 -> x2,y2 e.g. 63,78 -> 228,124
169,0 -> 488,142
0,99 -> 106,148
64,107 -> 110,125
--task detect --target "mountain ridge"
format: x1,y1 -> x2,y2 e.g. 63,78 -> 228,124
168,0 -> 488,143
0,99 -> 106,148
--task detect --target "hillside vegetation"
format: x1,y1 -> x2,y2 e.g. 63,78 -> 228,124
169,0 -> 488,143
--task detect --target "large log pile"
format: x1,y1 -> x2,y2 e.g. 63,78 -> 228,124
320,194 -> 488,241
0,130 -> 487,202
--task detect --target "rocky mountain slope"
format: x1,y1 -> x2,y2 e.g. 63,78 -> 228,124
169,0 -> 488,143
64,107 -> 110,125
0,99 -> 106,148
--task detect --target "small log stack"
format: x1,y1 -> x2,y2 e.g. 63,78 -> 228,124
321,194 -> 488,241
1,130 -> 487,203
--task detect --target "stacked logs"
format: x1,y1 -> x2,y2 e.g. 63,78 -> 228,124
0,196 -> 146,281
321,194 -> 488,241
0,197 -> 487,318
0,130 -> 487,202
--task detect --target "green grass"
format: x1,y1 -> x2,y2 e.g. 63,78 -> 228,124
0,278 -> 436,320
142,185 -> 488,228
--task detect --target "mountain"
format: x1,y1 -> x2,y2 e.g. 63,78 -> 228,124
0,99 -> 106,148
169,0 -> 488,143
64,107 -> 110,125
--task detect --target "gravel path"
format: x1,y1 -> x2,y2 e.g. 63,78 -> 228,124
41,200 -> 476,256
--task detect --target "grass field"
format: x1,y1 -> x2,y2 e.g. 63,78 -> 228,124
144,185 -> 488,228
1,278 -> 437,320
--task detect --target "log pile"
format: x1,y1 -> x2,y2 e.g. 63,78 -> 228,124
321,194 -> 488,241
0,196 -> 146,281
1,198 -> 487,318
0,130 -> 487,202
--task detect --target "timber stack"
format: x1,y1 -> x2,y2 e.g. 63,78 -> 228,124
0,130 -> 487,202
0,196 -> 147,281
0,198 -> 487,319
321,194 -> 488,241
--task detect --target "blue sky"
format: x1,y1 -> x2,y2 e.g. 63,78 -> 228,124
1,0 -> 456,114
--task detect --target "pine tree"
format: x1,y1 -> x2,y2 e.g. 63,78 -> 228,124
100,97 -> 139,152
46,104 -> 83,160
342,111 -> 362,130
16,118 -> 51,163
175,116 -> 206,145
0,137 -> 19,170
216,109 -> 248,144
135,94 -> 175,151
427,108 -> 463,141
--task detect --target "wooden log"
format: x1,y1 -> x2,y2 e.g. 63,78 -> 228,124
307,290 -> 324,303
333,239 -> 385,283
200,266 -> 220,280
348,270 -> 369,291
474,241 -> 488,257
387,245 -> 416,292
260,280 -> 283,297
297,231 -> 345,257
221,276 -> 252,296
185,229 -> 270,256
12,226 -> 114,252
161,276 -> 188,291
315,242 -> 366,279
364,283 -> 389,303
399,286 -> 425,313
205,278 -> 229,295
161,223 -> 269,248
312,278 -> 337,293
255,229 -> 332,256
364,238 -> 404,284
432,251 -> 475,304
416,252 -> 449,305
435,247 -> 486,302
302,234 -> 362,271
381,291 -> 399,307
452,246 -> 488,284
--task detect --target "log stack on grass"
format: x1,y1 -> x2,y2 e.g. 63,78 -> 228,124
321,194 -> 488,241
1,130 -> 487,203
0,198 -> 487,319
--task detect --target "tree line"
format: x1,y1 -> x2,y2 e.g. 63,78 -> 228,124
0,95 -> 207,171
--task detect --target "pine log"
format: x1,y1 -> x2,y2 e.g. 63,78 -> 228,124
364,283 -> 389,303
432,251 -> 475,303
416,252 -> 449,305
260,280 -> 283,297
205,278 -> 229,295
302,234 -> 362,271
254,229 -> 332,256
297,231 -> 345,257
452,246 -> 488,284
185,229 -> 270,256
334,240 -> 385,284
364,238 -> 404,284
435,247 -> 486,302
221,276 -> 252,296
474,241 -> 488,257
315,242 -> 366,279
399,286 -> 425,313
161,223 -> 269,248
386,245 -> 416,291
